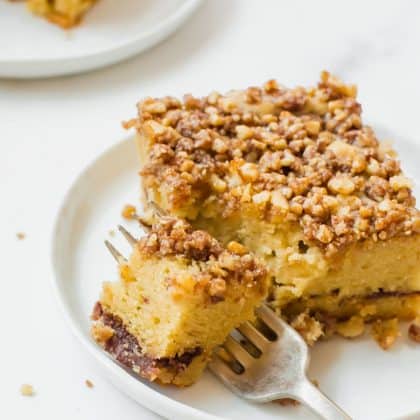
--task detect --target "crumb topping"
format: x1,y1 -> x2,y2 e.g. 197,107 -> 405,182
138,217 -> 223,260
128,71 -> 420,256
137,217 -> 267,300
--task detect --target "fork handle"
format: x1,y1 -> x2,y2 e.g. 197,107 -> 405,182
294,379 -> 352,420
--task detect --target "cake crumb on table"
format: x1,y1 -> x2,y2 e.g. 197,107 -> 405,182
121,204 -> 137,220
20,384 -> 34,396
16,232 -> 26,240
108,229 -> 116,237
85,379 -> 94,388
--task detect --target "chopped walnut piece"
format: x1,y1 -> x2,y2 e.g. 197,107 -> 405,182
389,175 -> 412,191
371,318 -> 400,350
20,384 -> 34,397
121,204 -> 137,220
328,175 -> 355,195
137,217 -> 266,301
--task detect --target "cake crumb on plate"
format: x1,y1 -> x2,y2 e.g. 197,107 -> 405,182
16,232 -> 26,240
121,204 -> 137,220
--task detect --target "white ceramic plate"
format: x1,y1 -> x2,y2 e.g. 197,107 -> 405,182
51,130 -> 420,420
0,0 -> 202,78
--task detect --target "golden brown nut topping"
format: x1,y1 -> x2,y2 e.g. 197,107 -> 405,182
129,72 -> 420,256
138,217 -> 223,260
137,217 -> 267,301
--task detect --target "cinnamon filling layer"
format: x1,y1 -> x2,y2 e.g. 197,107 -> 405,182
92,303 -> 202,378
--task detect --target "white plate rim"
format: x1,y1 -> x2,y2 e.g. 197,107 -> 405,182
0,0 -> 203,78
50,132 -> 420,420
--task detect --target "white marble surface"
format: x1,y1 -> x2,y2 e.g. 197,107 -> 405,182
1,1 -> 420,419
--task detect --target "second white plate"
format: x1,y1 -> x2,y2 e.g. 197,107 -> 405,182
51,132 -> 420,420
0,0 -> 202,78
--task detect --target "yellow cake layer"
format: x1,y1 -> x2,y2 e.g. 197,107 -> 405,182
191,212 -> 420,308
100,254 -> 267,360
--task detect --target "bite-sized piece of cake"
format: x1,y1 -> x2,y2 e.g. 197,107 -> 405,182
26,0 -> 96,28
91,217 -> 267,386
126,71 -> 420,346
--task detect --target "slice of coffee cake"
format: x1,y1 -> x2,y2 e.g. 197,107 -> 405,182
91,217 -> 267,386
128,72 -> 420,345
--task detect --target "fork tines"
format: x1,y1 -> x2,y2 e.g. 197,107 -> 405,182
105,224 -> 139,262
209,304 -> 283,376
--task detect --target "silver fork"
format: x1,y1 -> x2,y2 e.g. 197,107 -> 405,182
209,305 -> 352,419
106,224 -> 351,419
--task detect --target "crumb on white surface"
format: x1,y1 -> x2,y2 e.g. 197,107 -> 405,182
85,379 -> 94,388
121,204 -> 137,220
20,384 -> 34,396
16,232 -> 26,240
